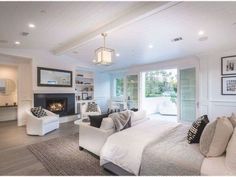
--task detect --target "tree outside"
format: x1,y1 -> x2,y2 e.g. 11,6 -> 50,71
145,69 -> 177,103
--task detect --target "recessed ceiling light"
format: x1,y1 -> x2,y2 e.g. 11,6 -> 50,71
28,23 -> 35,28
198,30 -> 205,36
116,53 -> 120,57
148,44 -> 153,48
14,41 -> 20,45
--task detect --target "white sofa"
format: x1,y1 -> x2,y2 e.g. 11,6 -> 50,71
79,110 -> 147,156
26,109 -> 59,136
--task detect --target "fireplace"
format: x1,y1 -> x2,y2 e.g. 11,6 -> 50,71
46,97 -> 67,113
34,93 -> 75,117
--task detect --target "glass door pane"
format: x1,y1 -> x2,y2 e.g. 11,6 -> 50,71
126,75 -> 138,110
179,68 -> 196,122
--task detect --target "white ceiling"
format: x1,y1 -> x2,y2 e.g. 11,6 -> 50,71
0,2 -> 141,49
1,2 -> 236,70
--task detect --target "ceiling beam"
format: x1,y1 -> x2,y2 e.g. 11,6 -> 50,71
52,1 -> 180,55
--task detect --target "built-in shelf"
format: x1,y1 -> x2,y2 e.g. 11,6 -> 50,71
0,105 -> 17,108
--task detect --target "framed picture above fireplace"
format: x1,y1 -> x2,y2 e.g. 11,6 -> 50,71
37,67 -> 73,87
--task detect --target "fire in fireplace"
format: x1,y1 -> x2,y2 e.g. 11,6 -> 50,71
46,98 -> 67,113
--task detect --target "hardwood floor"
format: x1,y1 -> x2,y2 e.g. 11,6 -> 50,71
0,120 -> 79,176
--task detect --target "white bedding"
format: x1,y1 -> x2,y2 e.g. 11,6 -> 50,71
100,119 -> 180,175
201,156 -> 235,176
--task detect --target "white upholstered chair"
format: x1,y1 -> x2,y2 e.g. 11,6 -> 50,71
80,102 -> 101,120
26,109 -> 59,136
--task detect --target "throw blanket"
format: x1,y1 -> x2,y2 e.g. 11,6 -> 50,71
109,110 -> 132,132
140,124 -> 204,176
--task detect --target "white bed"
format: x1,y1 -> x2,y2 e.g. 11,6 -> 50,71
100,119 -> 180,175
201,156 -> 234,176
100,119 -> 234,176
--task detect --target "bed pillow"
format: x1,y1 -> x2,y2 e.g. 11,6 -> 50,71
200,117 -> 233,157
225,128 -> 236,174
229,113 -> 236,127
89,113 -> 108,128
86,102 -> 98,112
187,115 -> 209,144
31,106 -> 47,118
100,117 -> 114,130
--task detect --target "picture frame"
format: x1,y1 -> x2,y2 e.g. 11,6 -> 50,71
37,67 -> 73,87
221,76 -> 236,95
82,93 -> 88,100
221,55 -> 236,75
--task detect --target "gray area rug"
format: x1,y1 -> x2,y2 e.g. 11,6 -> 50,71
28,133 -> 108,176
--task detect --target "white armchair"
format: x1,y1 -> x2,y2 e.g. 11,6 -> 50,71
26,109 -> 59,136
80,102 -> 102,120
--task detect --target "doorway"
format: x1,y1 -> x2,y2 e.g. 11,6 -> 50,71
141,67 -> 197,123
0,64 -> 18,122
141,69 -> 177,122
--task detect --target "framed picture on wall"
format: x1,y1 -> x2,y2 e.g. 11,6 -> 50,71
221,76 -> 236,95
221,55 -> 236,75
82,93 -> 88,100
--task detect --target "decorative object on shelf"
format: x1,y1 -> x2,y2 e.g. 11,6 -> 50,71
221,55 -> 236,75
5,103 -> 8,106
13,102 -> 16,106
93,33 -> 114,66
222,76 -> 236,95
82,87 -> 89,92
87,96 -> 92,100
82,93 -> 88,100
37,67 -> 72,87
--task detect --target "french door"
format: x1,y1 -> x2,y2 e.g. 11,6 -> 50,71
178,67 -> 198,122
125,74 -> 139,110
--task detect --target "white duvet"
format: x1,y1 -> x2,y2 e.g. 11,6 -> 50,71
100,119 -> 180,175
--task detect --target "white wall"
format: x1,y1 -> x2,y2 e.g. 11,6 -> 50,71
0,54 -> 32,125
0,48 -> 92,94
0,49 -> 110,124
198,48 -> 236,121
109,50 -> 236,121
94,71 -> 111,113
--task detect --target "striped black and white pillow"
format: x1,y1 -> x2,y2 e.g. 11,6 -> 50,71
187,115 -> 209,144
31,106 -> 47,118
86,102 -> 98,112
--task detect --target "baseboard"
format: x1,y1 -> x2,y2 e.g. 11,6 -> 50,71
59,115 -> 79,123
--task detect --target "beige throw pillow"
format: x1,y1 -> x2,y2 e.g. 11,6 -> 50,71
225,128 -> 236,174
229,113 -> 236,128
200,117 -> 233,157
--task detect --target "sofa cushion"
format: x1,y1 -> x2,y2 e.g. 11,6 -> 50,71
86,102 -> 98,112
200,117 -> 233,157
31,106 -> 47,118
225,128 -> 236,174
229,113 -> 236,127
187,115 -> 209,144
100,117 -> 114,130
89,113 -> 109,128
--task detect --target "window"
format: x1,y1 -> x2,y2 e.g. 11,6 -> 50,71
145,69 -> 177,103
114,78 -> 124,97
